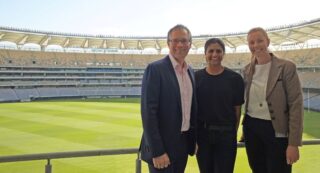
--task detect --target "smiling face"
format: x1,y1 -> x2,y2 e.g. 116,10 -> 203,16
205,43 -> 224,67
167,28 -> 191,64
247,30 -> 270,58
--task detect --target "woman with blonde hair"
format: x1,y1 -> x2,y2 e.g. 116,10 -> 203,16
242,27 -> 303,173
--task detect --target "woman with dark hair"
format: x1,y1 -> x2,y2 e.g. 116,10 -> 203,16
195,38 -> 244,173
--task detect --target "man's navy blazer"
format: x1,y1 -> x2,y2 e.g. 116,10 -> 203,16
140,56 -> 197,164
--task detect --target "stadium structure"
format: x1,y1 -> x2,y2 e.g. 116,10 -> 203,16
0,18 -> 320,111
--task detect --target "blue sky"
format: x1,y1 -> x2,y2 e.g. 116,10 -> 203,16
0,0 -> 318,36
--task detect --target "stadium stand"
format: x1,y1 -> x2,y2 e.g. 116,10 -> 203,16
1,19 -> 320,111
0,64 -> 143,100
1,49 -> 319,111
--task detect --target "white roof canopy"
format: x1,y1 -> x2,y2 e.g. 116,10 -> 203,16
1,18 -> 320,51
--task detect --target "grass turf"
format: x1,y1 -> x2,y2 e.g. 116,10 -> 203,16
0,98 -> 319,173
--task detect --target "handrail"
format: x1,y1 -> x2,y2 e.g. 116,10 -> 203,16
0,148 -> 139,173
0,148 -> 138,163
0,139 -> 320,173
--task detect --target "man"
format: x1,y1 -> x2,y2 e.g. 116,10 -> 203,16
140,24 -> 197,173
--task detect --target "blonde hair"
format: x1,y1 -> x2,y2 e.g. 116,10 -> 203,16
247,27 -> 270,76
247,27 -> 269,41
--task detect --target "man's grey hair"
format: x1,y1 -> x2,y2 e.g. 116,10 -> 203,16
167,24 -> 192,44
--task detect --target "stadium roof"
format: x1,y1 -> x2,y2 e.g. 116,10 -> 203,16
1,18 -> 320,51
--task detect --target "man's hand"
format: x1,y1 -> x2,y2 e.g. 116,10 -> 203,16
286,145 -> 299,165
153,153 -> 170,169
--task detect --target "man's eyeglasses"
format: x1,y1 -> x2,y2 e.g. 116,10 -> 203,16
169,39 -> 190,45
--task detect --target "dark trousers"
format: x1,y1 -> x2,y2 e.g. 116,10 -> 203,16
196,125 -> 237,173
148,133 -> 189,173
243,115 -> 292,173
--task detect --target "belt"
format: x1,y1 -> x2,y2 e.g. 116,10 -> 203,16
181,131 -> 189,135
203,123 -> 234,131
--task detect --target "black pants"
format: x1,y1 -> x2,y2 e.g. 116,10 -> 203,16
148,133 -> 188,173
243,115 -> 291,173
196,125 -> 237,173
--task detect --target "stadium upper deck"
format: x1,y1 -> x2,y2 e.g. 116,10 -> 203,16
1,48 -> 320,68
1,18 -> 320,53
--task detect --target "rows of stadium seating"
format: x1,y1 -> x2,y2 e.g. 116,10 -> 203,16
0,65 -> 143,102
275,48 -> 320,66
1,68 -> 319,110
1,48 -> 319,111
2,86 -> 319,111
0,87 -> 141,102
0,49 -> 164,68
299,72 -> 320,89
2,67 -> 318,89
1,48 -> 320,68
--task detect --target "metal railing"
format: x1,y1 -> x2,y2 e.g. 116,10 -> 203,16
0,148 -> 140,173
0,139 -> 320,173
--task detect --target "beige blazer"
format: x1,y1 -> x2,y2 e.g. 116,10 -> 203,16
243,54 -> 303,146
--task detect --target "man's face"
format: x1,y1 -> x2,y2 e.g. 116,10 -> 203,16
168,29 -> 191,63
